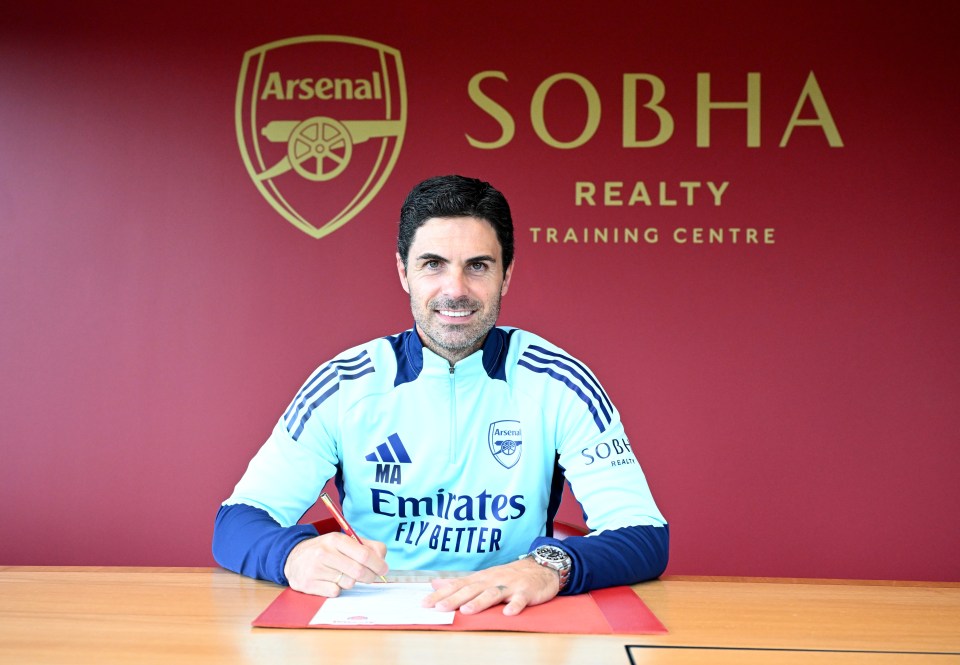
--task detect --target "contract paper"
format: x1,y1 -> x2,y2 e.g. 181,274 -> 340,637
310,582 -> 455,626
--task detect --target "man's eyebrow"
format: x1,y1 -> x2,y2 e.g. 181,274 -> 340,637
464,254 -> 498,264
415,252 -> 448,263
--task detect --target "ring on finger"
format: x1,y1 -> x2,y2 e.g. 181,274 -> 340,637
334,571 -> 344,586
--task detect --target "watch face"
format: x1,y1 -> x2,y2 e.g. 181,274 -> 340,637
536,546 -> 569,565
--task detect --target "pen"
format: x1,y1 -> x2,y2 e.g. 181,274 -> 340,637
319,492 -> 388,583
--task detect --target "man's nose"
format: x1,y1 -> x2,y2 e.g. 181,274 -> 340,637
441,267 -> 470,297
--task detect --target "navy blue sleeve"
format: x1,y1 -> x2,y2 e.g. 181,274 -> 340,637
531,523 -> 669,595
212,503 -> 318,585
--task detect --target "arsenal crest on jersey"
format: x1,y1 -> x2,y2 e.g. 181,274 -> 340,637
236,36 -> 407,239
488,420 -> 523,469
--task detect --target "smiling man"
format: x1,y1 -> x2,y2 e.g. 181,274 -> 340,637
213,175 -> 668,616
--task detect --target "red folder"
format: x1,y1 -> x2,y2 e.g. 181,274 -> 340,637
253,585 -> 667,635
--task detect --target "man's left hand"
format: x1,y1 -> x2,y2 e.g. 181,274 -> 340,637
422,557 -> 560,616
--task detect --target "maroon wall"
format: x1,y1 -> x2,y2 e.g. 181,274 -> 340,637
1,0 -> 957,581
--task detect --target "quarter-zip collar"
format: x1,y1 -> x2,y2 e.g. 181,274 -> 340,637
390,326 -> 512,386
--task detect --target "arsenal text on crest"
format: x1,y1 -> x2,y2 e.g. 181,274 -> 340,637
259,71 -> 383,101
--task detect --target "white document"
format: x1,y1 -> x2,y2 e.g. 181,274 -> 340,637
310,582 -> 455,626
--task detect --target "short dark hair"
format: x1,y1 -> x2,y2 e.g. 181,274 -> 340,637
398,175 -> 514,272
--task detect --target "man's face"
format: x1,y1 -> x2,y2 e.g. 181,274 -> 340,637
397,216 -> 514,364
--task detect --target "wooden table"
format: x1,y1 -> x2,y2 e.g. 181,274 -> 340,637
1,567 -> 957,664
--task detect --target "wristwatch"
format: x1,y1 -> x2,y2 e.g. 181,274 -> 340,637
519,544 -> 572,591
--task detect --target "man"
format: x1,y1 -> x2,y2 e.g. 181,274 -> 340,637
213,175 -> 668,616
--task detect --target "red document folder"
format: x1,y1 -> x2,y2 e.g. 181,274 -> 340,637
253,585 -> 667,635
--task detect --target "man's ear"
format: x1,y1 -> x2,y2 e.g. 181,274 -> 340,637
500,258 -> 515,297
396,253 -> 410,294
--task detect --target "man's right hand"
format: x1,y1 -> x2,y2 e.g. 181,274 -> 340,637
283,533 -> 389,596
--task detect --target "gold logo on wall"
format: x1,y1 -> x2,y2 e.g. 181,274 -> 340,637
236,36 -> 406,239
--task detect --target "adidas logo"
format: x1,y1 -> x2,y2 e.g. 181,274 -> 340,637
364,433 -> 412,463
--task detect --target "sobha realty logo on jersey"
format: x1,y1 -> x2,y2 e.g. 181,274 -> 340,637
236,36 -> 407,239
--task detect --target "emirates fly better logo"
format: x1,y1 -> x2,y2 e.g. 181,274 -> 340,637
236,36 -> 407,238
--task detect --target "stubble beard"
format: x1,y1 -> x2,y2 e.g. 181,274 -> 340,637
414,294 -> 502,363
